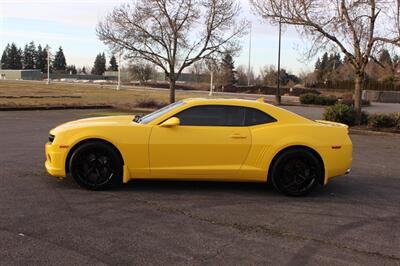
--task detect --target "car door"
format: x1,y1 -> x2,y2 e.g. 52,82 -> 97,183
148,105 -> 252,179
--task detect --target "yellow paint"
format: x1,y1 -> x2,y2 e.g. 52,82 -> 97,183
256,97 -> 265,103
45,98 -> 352,185
160,117 -> 180,127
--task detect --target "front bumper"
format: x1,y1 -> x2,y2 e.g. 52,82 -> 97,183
45,142 -> 67,177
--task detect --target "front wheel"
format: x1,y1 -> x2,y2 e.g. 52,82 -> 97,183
69,141 -> 123,190
270,148 -> 323,196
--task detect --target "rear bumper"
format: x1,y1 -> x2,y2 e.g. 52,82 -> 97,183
45,142 -> 67,177
322,143 -> 353,184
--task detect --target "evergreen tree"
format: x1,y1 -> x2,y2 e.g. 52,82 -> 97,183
314,58 -> 321,70
378,49 -> 392,66
109,55 -> 118,71
92,54 -> 101,75
220,51 -> 236,86
315,52 -> 343,83
36,44 -> 46,72
17,48 -> 23,69
81,66 -> 87,74
327,53 -> 342,71
53,46 -> 67,71
42,46 -> 50,73
319,52 -> 329,72
7,43 -> 23,69
23,41 -> 36,69
66,65 -> 77,74
91,53 -> 106,75
262,66 -> 299,86
101,53 -> 107,72
1,44 -> 10,69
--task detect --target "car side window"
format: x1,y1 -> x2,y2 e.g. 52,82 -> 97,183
244,108 -> 277,126
175,105 -> 246,126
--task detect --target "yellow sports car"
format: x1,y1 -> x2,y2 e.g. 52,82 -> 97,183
45,98 -> 352,196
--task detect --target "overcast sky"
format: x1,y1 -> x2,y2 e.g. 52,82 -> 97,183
0,0 -> 314,74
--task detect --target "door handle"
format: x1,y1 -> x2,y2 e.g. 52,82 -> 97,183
230,133 -> 247,139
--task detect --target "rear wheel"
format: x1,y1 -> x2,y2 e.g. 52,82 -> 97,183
270,148 -> 323,196
69,141 -> 122,190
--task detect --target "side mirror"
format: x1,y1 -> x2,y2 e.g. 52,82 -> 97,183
160,117 -> 180,127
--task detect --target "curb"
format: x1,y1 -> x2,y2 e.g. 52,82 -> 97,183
0,105 -> 113,111
349,128 -> 400,137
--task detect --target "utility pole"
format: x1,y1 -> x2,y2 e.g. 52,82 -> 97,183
209,70 -> 214,96
117,51 -> 121,90
247,23 -> 252,86
276,1 -> 282,104
47,47 -> 51,85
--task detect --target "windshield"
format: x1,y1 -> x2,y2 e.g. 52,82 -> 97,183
137,101 -> 185,124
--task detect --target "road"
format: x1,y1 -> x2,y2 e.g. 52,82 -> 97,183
1,108 -> 400,265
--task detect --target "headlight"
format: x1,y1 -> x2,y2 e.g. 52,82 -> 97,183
49,134 -> 55,143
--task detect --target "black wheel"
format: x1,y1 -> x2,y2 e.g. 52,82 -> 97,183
270,148 -> 323,196
69,141 -> 123,190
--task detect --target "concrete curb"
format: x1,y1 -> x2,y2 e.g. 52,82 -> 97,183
349,128 -> 400,137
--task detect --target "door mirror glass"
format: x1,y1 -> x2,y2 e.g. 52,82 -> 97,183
160,117 -> 180,127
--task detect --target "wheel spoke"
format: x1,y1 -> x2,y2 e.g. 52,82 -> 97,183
83,166 -> 95,178
280,157 -> 317,193
74,148 -> 117,187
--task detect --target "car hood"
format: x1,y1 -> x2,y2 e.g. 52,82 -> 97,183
50,115 -> 135,134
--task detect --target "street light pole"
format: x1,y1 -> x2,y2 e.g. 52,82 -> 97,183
276,1 -> 282,104
117,52 -> 121,90
247,23 -> 252,86
209,69 -> 214,96
47,48 -> 50,85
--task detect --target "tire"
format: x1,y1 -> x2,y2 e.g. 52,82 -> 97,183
270,148 -> 323,196
69,141 -> 123,190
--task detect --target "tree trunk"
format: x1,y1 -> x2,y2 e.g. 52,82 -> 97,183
354,74 -> 363,125
275,93 -> 281,105
169,78 -> 176,103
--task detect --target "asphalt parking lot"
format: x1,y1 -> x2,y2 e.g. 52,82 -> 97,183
1,109 -> 400,265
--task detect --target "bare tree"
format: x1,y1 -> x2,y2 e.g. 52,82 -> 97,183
129,62 -> 155,84
371,48 -> 400,80
97,0 -> 247,103
188,60 -> 207,82
251,0 -> 400,123
236,64 -> 255,85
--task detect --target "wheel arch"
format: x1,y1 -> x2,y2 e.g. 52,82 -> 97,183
65,138 -> 125,175
267,145 -> 325,185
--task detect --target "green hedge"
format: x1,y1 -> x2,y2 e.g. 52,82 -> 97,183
323,104 -> 400,129
300,93 -> 337,105
368,113 -> 400,129
323,103 -> 357,126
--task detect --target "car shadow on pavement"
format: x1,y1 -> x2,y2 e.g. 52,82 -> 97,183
52,174 -> 332,198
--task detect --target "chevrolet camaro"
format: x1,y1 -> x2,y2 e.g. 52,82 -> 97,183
45,98 -> 352,196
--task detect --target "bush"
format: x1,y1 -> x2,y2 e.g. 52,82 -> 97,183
368,113 -> 398,128
340,98 -> 371,107
300,93 -> 337,105
395,112 -> 400,129
135,98 -> 168,109
323,103 -> 356,126
361,111 -> 369,125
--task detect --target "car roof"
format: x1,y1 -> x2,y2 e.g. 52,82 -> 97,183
182,97 -> 268,107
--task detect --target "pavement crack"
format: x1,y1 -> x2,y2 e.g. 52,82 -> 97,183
115,195 -> 400,263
